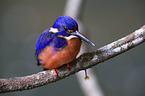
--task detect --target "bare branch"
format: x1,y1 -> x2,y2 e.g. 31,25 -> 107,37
0,25 -> 145,94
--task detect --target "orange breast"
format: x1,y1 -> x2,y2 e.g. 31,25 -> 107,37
38,38 -> 81,69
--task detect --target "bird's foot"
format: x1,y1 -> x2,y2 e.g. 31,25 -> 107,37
52,69 -> 57,84
67,63 -> 70,68
52,69 -> 57,75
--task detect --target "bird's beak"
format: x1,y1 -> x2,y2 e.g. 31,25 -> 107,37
70,31 -> 95,46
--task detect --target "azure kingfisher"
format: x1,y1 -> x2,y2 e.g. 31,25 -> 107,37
35,16 -> 95,78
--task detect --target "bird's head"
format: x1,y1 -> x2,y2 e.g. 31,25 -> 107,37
51,16 -> 95,46
52,16 -> 78,32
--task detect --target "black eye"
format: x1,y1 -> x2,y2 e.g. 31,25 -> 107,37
63,26 -> 68,31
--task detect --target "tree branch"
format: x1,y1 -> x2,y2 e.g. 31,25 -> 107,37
0,25 -> 145,94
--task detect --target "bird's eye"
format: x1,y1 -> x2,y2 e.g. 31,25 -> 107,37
63,26 -> 68,31
63,26 -> 71,34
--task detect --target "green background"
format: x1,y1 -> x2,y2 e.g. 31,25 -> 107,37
0,0 -> 145,96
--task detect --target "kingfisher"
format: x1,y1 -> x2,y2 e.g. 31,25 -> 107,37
35,16 -> 95,78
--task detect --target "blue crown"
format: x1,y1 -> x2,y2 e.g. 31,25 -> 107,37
52,16 -> 78,31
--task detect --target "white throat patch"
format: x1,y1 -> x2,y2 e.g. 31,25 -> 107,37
64,35 -> 77,40
49,27 -> 59,33
49,27 -> 78,40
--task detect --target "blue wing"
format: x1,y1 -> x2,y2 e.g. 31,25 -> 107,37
35,28 -> 53,61
35,28 -> 68,65
52,35 -> 67,51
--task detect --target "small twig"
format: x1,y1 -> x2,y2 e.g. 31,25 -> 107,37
84,69 -> 89,80
0,25 -> 145,94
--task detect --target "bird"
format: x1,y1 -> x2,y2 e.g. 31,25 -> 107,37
35,16 -> 95,78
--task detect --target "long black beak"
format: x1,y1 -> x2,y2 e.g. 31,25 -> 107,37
70,31 -> 95,46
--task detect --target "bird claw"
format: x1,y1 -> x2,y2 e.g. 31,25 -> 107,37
52,69 -> 57,75
67,64 -> 70,68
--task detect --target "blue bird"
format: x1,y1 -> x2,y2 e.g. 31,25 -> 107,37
35,16 -> 95,75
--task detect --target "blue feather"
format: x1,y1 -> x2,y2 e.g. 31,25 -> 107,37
35,29 -> 68,61
52,36 -> 67,51
52,16 -> 78,31
35,16 -> 79,64
35,28 -> 53,60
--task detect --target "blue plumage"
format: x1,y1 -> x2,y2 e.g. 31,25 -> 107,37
35,28 -> 53,61
52,16 -> 78,31
52,36 -> 67,50
35,16 -> 95,79
35,16 -> 78,62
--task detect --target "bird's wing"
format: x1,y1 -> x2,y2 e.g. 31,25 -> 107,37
52,36 -> 68,51
35,28 -> 70,66
35,28 -> 53,63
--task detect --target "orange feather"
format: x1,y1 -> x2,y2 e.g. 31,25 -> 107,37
38,38 -> 81,69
